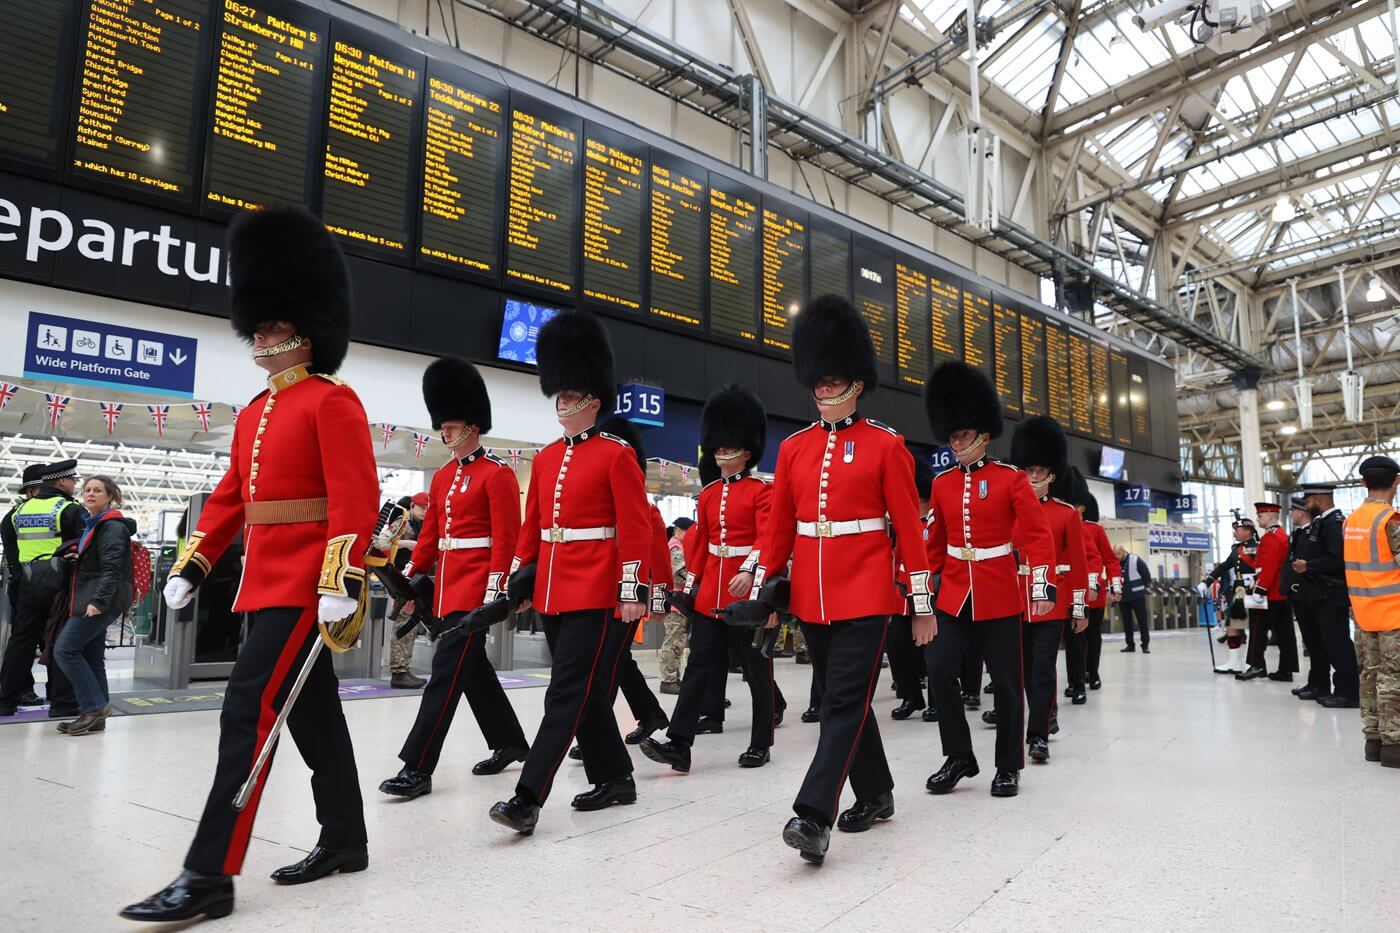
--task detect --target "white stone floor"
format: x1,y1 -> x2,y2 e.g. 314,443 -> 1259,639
2,632 -> 1396,931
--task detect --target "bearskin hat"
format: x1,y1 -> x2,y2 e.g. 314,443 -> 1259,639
227,204 -> 352,374
1067,467 -> 1098,522
1010,415 -> 1068,478
422,357 -> 491,434
923,360 -> 1003,442
910,447 -> 934,503
535,310 -> 616,413
1050,464 -> 1081,506
792,295 -> 879,396
700,383 -> 767,466
600,416 -> 648,476
697,449 -> 720,487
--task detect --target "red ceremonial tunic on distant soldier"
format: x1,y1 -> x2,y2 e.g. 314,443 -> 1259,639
926,457 -> 1056,621
683,472 -> 771,618
512,427 -> 652,615
1083,520 -> 1119,610
409,447 -> 521,616
171,364 -> 378,611
1014,497 -> 1087,622
753,415 -> 931,624
1252,525 -> 1290,602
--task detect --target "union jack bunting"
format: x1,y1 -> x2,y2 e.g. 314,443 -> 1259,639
100,402 -> 123,434
507,449 -> 521,471
657,460 -> 668,478
191,402 -> 214,432
231,404 -> 244,419
44,393 -> 70,430
678,464 -> 692,479
148,405 -> 170,437
379,423 -> 397,449
0,382 -> 17,412
413,432 -> 430,458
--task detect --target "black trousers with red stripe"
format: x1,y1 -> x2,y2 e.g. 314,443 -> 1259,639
886,614 -> 925,705
793,617 -> 891,825
667,614 -> 776,748
1023,619 -> 1064,740
1063,618 -> 1088,690
614,623 -> 667,726
518,610 -> 632,803
184,607 -> 365,876
926,607 -> 1024,771
398,618 -> 528,773
1085,607 -> 1106,680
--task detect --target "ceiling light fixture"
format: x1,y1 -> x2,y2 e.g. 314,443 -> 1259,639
1271,195 -> 1296,223
1266,398 -> 1285,411
1280,425 -> 1298,435
1366,276 -> 1386,302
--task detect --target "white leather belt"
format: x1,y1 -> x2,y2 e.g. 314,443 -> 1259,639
709,543 -> 753,557
439,537 -> 492,551
948,542 -> 1013,561
796,517 -> 887,538
1056,563 -> 1071,572
541,526 -> 616,543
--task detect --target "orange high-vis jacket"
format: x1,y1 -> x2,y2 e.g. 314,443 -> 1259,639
1343,500 -> 1400,631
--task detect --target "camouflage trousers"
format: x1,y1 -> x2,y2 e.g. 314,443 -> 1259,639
659,612 -> 688,685
389,627 -> 416,674
1356,629 -> 1400,745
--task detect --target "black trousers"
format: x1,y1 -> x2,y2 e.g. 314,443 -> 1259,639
615,620 -> 666,725
886,615 -> 925,705
518,610 -> 632,803
398,618 -> 528,773
961,643 -> 983,697
1063,619 -> 1087,690
925,607 -> 1025,771
1,595 -> 74,708
1023,621 -> 1063,740
806,627 -> 828,711
1085,607 -> 1105,680
702,652 -> 727,720
185,606 -> 365,876
794,617 -> 891,824
668,614 -> 775,748
1262,601 -> 1298,673
1292,600 -> 1331,692
1120,599 -> 1150,647
1315,600 -> 1359,699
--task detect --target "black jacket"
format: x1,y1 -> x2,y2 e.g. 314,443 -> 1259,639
3,487 -> 85,610
70,514 -> 138,618
1119,553 -> 1152,602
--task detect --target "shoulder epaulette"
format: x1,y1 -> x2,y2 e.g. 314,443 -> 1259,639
1051,497 -> 1074,508
314,373 -> 349,387
485,453 -> 510,468
246,388 -> 270,406
865,418 -> 899,436
598,432 -> 629,446
933,465 -> 959,480
986,459 -> 1020,472
701,478 -> 722,492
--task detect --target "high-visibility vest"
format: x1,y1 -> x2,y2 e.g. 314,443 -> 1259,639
10,496 -> 68,563
1343,499 -> 1400,632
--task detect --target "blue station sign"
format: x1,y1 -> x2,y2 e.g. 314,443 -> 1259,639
615,383 -> 664,427
25,311 -> 197,397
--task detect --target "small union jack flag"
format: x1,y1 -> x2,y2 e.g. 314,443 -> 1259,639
231,404 -> 244,419
0,382 -> 18,413
679,464 -> 692,480
413,432 -> 430,458
100,402 -> 123,434
657,460 -> 668,478
148,404 -> 170,437
507,449 -> 521,471
44,393 -> 70,430
191,402 -> 214,432
379,423 -> 397,449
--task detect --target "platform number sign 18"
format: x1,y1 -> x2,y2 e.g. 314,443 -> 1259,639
615,383 -> 664,427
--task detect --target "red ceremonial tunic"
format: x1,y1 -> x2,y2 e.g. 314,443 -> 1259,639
683,472 -> 771,618
926,458 -> 1056,621
171,364 -> 378,611
512,427 -> 651,615
646,504 -> 671,619
1014,497 -> 1087,623
1083,520 -> 1120,610
753,415 -> 931,624
408,447 -> 521,616
1252,525 -> 1289,602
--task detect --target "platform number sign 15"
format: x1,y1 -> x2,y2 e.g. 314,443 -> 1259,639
615,383 -> 664,427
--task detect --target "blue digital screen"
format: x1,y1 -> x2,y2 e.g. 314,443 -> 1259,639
1098,445 -> 1125,480
498,299 -> 561,365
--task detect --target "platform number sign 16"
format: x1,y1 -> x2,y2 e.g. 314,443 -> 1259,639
615,383 -> 664,427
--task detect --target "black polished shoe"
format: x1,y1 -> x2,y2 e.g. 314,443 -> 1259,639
738,745 -> 771,768
1049,712 -> 1060,735
489,795 -> 540,835
568,745 -> 583,761
119,870 -> 234,922
1063,685 -> 1075,698
981,709 -> 998,725
782,817 -> 830,864
1297,685 -> 1324,700
0,704 -> 14,717
1291,685 -> 1305,696
961,692 -> 981,710
18,690 -> 43,707
891,699 -> 924,720
1089,676 -> 1102,690
1028,736 -> 1050,763
983,682 -> 995,694
1318,695 -> 1360,709
270,845 -> 368,885
695,716 -> 723,734
625,713 -> 669,744
571,777 -> 636,811
1236,665 -> 1267,681
724,698 -> 733,707
472,744 -> 529,776
1141,645 -> 1150,654
926,754 -> 979,794
1072,688 -> 1087,705
1267,671 -> 1294,682
800,706 -> 821,723
990,769 -> 1020,797
773,704 -> 786,727
921,706 -> 939,723
1121,645 -> 1136,653
378,767 -> 432,800
837,792 -> 894,833
639,737 -> 692,773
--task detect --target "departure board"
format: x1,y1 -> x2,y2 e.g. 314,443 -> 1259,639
1045,322 -> 1072,425
0,0 -> 76,174
1019,312 -> 1046,416
1089,342 -> 1112,440
204,0 -> 326,214
504,101 -> 580,294
708,180 -> 760,344
895,259 -> 931,387
1067,331 -> 1093,435
929,270 -> 962,368
760,201 -> 805,351
417,64 -> 506,276
993,298 -> 1021,415
962,286 -> 993,376
1109,349 -> 1131,446
648,157 -> 705,329
580,126 -> 645,311
810,221 -> 850,300
853,238 -> 895,367
70,0 -> 212,201
321,31 -> 420,256
1129,358 -> 1150,448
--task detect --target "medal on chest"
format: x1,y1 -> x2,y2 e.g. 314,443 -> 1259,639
978,479 -> 988,499
458,474 -> 471,495
843,440 -> 855,463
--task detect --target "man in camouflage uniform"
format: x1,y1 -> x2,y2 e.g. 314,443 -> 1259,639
658,517 -> 693,694
1344,455 -> 1400,767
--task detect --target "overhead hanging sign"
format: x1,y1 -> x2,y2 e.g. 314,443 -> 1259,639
615,383 -> 664,427
1147,528 -> 1212,551
24,311 -> 197,397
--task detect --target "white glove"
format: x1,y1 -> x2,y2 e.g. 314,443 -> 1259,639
164,577 -> 193,610
318,594 -> 357,624
1196,582 -> 1208,598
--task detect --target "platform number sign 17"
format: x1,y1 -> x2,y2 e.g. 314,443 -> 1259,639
1116,483 -> 1152,510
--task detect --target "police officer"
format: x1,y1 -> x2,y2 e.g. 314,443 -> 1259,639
1297,483 -> 1357,707
1344,455 -> 1400,765
1,464 -> 47,709
1283,498 -> 1330,700
0,459 -> 84,718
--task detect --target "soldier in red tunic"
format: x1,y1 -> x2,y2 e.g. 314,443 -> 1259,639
377,358 -> 530,802
753,296 -> 933,865
1244,501 -> 1299,681
489,311 -> 651,835
922,361 -> 1057,799
1066,468 -> 1119,696
122,206 -> 378,923
885,453 -> 935,721
640,384 -> 778,773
